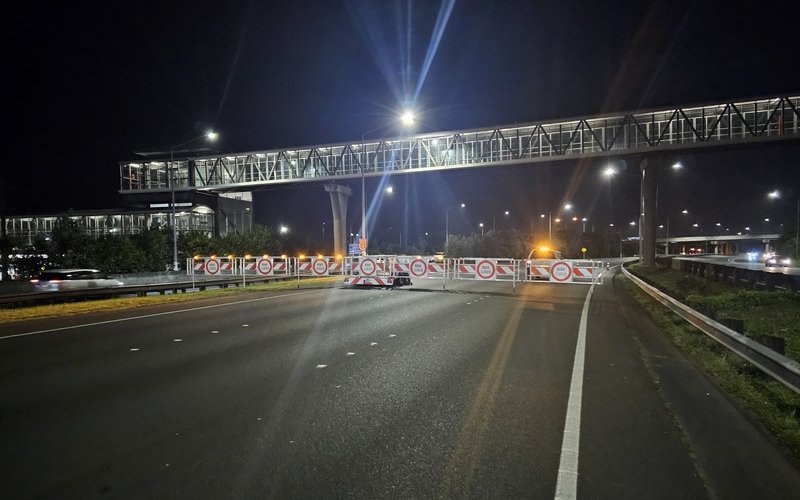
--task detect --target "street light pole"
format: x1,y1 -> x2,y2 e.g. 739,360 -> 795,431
445,203 -> 465,249
169,147 -> 177,271
168,131 -> 217,271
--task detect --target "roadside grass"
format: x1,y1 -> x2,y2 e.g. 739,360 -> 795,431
0,277 -> 342,324
621,267 -> 800,460
630,264 -> 800,362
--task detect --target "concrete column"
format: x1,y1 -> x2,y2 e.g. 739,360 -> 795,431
639,156 -> 661,266
324,183 -> 352,257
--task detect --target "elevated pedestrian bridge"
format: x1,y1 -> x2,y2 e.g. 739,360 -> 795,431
120,95 -> 798,193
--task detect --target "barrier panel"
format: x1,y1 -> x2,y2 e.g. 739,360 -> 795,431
494,259 -> 516,282
237,257 -> 293,276
300,256 -> 344,276
338,255 -> 603,288
203,257 -> 236,276
451,258 -> 516,282
344,255 -> 396,286
426,260 -> 447,278
392,256 -> 431,279
191,259 -> 206,274
522,259 -> 603,285
296,257 -> 342,276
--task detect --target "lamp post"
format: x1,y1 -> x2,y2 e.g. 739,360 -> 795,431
492,210 -> 510,232
479,222 -> 484,235
445,203 -> 466,248
360,111 -> 415,255
540,203 -> 572,244
169,131 -> 218,271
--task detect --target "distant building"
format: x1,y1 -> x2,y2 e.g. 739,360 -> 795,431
3,148 -> 255,244
4,191 -> 251,245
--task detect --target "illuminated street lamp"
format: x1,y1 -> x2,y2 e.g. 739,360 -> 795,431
400,110 -> 416,126
169,131 -> 218,271
479,222 -> 484,235
602,165 -> 617,178
360,112 -> 414,254
767,190 -> 799,260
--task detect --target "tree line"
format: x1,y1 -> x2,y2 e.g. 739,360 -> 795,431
0,216 -> 708,280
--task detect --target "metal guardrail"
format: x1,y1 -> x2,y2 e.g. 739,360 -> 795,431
668,256 -> 800,293
621,264 -> 800,395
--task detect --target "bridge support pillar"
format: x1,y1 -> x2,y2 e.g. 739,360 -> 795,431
324,183 -> 352,258
639,157 -> 661,266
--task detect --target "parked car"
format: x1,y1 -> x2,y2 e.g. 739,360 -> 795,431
30,269 -> 124,292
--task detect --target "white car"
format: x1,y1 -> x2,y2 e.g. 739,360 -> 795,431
30,269 -> 124,292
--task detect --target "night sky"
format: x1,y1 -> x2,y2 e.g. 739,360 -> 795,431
5,0 -> 799,246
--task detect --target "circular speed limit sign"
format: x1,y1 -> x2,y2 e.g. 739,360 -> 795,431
549,260 -> 573,282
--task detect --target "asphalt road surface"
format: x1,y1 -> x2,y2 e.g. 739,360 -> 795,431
2,269 -> 799,498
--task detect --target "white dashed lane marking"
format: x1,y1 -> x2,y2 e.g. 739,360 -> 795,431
129,348 -> 139,352
173,338 -> 182,342
345,352 -> 355,356
316,364 -> 328,369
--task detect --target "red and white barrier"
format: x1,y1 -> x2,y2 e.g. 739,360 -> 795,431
203,257 -> 235,276
452,258 -> 516,281
346,276 -> 394,286
393,257 -> 430,278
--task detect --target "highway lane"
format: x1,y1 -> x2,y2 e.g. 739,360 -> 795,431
1,273 -> 798,498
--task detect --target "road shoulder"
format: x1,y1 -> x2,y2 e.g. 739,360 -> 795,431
613,271 -> 800,498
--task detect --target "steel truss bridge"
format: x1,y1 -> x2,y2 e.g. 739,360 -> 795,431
120,95 -> 799,194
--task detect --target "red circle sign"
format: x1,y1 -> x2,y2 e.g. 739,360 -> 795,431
550,260 -> 573,282
312,258 -> 329,275
476,259 -> 496,280
257,258 -> 273,275
360,258 -> 376,276
409,258 -> 427,277
205,258 -> 220,275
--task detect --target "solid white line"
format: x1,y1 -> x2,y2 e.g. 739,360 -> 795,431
554,281 -> 595,500
0,289 -> 324,341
